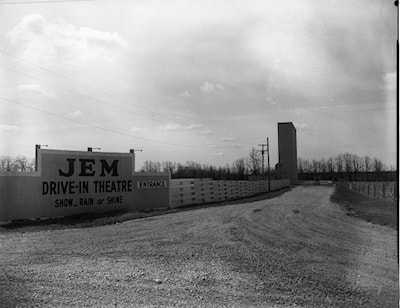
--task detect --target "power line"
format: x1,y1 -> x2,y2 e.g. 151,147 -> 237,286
0,50 -> 165,116
1,64 -> 152,119
0,49 -> 198,123
0,63 -> 242,151
0,95 -> 216,149
0,0 -> 92,4
0,53 -> 169,120
0,62 -> 222,143
1,63 -> 216,140
0,50 -> 217,138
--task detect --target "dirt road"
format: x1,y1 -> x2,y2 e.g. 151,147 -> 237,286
0,186 -> 398,307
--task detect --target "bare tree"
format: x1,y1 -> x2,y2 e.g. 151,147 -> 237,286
162,161 -> 176,174
298,158 -> 312,174
0,156 -> 13,172
327,157 -> 335,179
343,153 -> 353,180
14,156 -> 29,172
373,157 -> 384,181
312,159 -> 319,174
363,156 -> 371,181
320,158 -> 327,174
0,156 -> 6,172
335,154 -> 344,179
232,158 -> 246,179
295,153 -> 391,182
303,158 -> 312,173
298,158 -> 303,174
140,160 -> 161,172
248,147 -> 261,175
186,161 -> 202,177
351,154 -> 363,181
27,158 -> 35,171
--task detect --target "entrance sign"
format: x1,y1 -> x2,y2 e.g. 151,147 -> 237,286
39,150 -> 135,210
137,181 -> 168,189
0,148 -> 170,221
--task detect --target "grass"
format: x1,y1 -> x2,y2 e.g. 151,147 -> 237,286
331,184 -> 398,230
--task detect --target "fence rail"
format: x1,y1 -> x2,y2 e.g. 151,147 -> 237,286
170,178 -> 290,208
341,182 -> 398,201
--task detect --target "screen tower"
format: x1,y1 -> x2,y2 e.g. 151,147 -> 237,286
276,122 -> 298,184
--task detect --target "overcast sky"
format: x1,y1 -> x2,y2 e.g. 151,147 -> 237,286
0,0 -> 397,170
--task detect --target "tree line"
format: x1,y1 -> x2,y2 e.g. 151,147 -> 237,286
1,151 -> 396,182
0,156 -> 35,172
0,147 -> 270,180
140,147 -> 275,180
298,153 -> 396,182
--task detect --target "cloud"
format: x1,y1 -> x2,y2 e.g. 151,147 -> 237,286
17,84 -> 45,95
177,91 -> 191,98
7,14 -> 128,66
221,137 -> 234,142
242,1 -> 391,108
163,123 -> 203,131
294,122 -> 309,132
228,143 -> 243,149
68,110 -> 82,117
219,137 -> 242,148
0,124 -> 20,132
200,129 -> 213,136
200,81 -> 224,94
213,152 -> 224,156
131,127 -> 145,133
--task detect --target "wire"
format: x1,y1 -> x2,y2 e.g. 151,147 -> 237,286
1,63 -> 225,143
1,64 -> 156,119
0,50 -> 215,137
0,0 -> 92,4
0,95 -> 217,149
0,50 -> 169,118
0,52 -> 170,120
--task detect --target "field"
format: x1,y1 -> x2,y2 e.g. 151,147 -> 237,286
0,185 -> 398,307
331,183 -> 398,229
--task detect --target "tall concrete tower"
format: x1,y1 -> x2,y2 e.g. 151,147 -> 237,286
276,122 -> 298,184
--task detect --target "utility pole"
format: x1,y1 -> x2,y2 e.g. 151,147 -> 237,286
267,137 -> 271,192
259,140 -> 271,191
258,143 -> 267,174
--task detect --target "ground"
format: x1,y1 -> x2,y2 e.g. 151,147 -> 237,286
0,185 -> 398,307
331,184 -> 398,229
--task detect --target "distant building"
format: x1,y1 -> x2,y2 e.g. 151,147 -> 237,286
276,122 -> 298,184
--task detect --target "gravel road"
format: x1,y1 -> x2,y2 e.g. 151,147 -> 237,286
0,186 -> 398,307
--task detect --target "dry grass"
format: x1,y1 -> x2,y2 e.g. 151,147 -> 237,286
330,184 -> 398,229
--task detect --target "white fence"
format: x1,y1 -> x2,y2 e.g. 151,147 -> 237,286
170,178 -> 290,208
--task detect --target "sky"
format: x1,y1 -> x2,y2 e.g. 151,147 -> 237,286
0,0 -> 397,170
